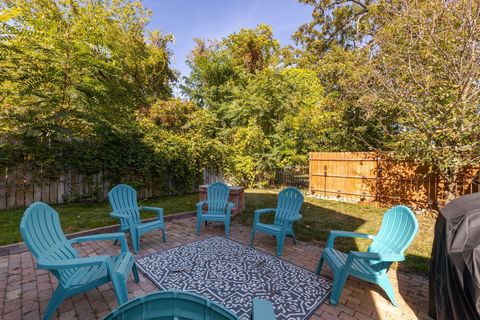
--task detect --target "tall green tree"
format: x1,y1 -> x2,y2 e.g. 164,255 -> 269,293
294,0 -> 391,150
362,0 -> 480,202
184,25 -> 342,185
294,0 -> 380,66
0,1 -> 216,195
0,0 -> 175,140
296,0 -> 480,202
224,23 -> 280,73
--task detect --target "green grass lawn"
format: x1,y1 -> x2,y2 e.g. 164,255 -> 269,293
0,193 -> 198,246
0,189 -> 433,274
237,189 -> 434,274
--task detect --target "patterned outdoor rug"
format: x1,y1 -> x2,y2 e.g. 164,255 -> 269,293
136,236 -> 332,320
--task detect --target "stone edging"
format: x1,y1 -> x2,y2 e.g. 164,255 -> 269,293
0,210 -> 196,257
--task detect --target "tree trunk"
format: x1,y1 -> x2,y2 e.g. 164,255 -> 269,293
443,168 -> 460,205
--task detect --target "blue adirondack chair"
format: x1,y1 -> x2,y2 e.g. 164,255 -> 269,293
316,205 -> 418,306
249,187 -> 304,256
103,291 -> 276,320
196,182 -> 234,238
108,184 -> 166,253
20,202 -> 139,320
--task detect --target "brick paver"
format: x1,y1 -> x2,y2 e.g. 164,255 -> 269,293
0,217 -> 430,319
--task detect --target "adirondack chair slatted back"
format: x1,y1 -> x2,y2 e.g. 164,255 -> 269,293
274,187 -> 304,226
20,202 -> 79,286
108,184 -> 141,229
368,205 -> 418,272
206,182 -> 230,215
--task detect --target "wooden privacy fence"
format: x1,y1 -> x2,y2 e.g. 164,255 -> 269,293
309,152 -> 480,209
0,164 -> 199,210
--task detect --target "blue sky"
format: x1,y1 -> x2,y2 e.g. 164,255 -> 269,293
142,0 -> 313,79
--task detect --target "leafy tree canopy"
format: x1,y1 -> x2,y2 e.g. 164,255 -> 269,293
183,24 -> 381,186
1,0 -> 176,140
364,0 -> 480,201
295,0 -> 480,201
0,0 -> 215,194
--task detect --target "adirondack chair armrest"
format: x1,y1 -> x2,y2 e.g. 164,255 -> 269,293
350,251 -> 405,262
110,211 -> 135,227
253,208 -> 276,224
140,206 -> 163,214
285,214 -> 302,222
253,208 -> 277,224
196,201 -> 210,218
141,206 -> 164,221
326,230 -> 374,248
226,202 -> 234,215
71,233 -> 129,253
110,211 -> 130,219
37,256 -> 110,270
195,201 -> 208,209
254,208 -> 276,214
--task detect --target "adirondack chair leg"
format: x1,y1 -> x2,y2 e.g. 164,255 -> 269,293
133,238 -> 140,253
290,231 -> 297,245
43,286 -> 65,320
379,277 -> 398,307
196,218 -> 202,235
316,255 -> 324,275
249,228 -> 256,246
225,220 -> 230,239
131,229 -> 140,253
132,264 -> 140,283
330,271 -> 349,305
205,221 -> 208,226
113,227 -> 123,246
276,233 -> 286,257
161,228 -> 167,242
112,277 -> 129,305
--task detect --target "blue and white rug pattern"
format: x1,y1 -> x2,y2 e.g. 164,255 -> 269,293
136,236 -> 332,320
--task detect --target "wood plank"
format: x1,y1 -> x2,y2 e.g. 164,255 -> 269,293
0,167 -> 7,210
308,151 -> 480,208
6,167 -> 16,209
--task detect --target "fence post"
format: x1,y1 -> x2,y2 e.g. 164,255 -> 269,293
308,152 -> 312,194
324,164 -> 327,198
376,156 -> 382,204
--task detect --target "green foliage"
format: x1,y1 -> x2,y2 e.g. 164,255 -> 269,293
296,0 -> 480,202
183,24 -> 379,186
3,0 -> 476,205
224,24 -> 280,73
224,122 -> 277,186
1,0 -> 175,139
0,1 -> 212,196
183,39 -> 237,109
294,0 -> 380,61
354,0 -> 480,201
138,98 -> 225,191
224,68 -> 296,132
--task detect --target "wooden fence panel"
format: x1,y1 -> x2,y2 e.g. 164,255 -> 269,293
310,152 -> 378,202
6,167 -> 16,209
42,178 -> 51,204
309,152 -> 480,209
15,164 -> 25,208
0,168 -> 6,210
0,165 -> 202,210
33,175 -> 42,203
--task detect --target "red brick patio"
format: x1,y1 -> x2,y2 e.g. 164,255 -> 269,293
0,217 -> 430,320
